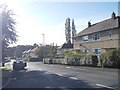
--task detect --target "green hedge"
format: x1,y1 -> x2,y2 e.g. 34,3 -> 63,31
100,48 -> 120,68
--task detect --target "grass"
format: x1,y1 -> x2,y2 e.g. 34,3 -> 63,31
0,64 -> 12,78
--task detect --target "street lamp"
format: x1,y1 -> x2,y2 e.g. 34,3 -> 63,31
0,12 -> 2,64
42,34 -> 45,60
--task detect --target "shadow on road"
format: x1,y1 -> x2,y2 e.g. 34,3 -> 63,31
2,69 -> 113,90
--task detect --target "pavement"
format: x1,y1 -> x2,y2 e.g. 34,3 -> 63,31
1,61 -> 119,89
0,62 -> 12,89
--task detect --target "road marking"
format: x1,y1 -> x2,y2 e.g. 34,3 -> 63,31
96,84 -> 114,89
57,74 -> 63,76
39,69 -> 43,70
11,78 -> 17,80
55,73 -> 63,76
46,86 -> 51,88
69,77 -> 78,80
50,65 -> 53,66
66,67 -> 70,68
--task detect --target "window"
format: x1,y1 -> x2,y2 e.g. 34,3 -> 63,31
82,35 -> 88,42
83,48 -> 89,54
107,30 -> 112,39
92,33 -> 100,41
93,48 -> 101,55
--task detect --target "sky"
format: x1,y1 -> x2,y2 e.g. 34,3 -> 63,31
1,0 -> 119,46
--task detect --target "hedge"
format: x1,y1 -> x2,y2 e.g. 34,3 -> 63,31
100,48 -> 120,68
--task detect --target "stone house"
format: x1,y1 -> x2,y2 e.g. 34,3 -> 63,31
74,12 -> 120,59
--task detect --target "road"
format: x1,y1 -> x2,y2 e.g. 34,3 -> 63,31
2,61 -> 119,89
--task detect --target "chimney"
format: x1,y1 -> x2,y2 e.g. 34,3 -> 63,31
88,21 -> 91,27
112,12 -> 116,19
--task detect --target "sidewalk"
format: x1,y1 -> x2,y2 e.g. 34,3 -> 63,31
0,63 -> 12,89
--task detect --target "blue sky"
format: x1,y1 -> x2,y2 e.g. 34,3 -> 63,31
1,0 -> 119,46
22,2 -> 118,26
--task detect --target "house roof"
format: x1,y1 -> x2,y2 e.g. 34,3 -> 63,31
22,47 -> 38,54
76,15 -> 120,37
30,47 -> 38,53
61,42 -> 73,49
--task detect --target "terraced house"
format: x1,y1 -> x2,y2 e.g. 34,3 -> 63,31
74,12 -> 120,59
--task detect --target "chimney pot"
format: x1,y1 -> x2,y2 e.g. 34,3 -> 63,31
88,21 -> 91,27
112,12 -> 116,19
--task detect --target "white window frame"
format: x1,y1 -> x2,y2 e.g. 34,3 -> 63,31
92,48 -> 101,55
107,30 -> 112,39
83,48 -> 89,54
82,35 -> 88,42
92,33 -> 100,41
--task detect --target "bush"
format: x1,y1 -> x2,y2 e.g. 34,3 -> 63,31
64,50 -> 85,65
29,58 -> 38,62
111,49 -> 120,68
100,48 -> 120,68
43,58 -> 51,64
49,59 -> 53,64
91,55 -> 98,67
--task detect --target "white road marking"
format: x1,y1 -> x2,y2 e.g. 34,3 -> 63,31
55,73 -> 63,76
69,77 -> 78,80
96,84 -> 114,89
39,69 -> 43,70
66,67 -> 70,68
46,86 -> 51,88
50,65 -> 53,66
57,74 -> 63,76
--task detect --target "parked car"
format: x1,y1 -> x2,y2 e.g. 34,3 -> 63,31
13,59 -> 27,70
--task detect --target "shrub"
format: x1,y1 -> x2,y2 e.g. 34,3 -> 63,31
100,48 -> 120,68
111,49 -> 120,68
49,59 -> 53,64
91,55 -> 98,67
64,50 -> 82,66
80,55 -> 92,66
29,58 -> 38,62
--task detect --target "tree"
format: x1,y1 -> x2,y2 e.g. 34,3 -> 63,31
35,44 -> 57,61
1,5 -> 18,66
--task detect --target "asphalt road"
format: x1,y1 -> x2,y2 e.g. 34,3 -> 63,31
2,61 -> 119,89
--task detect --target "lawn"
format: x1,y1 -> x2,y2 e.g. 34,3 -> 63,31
0,64 -> 12,79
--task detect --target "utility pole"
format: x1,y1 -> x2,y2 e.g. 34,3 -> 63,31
0,11 -> 2,65
42,34 -> 45,60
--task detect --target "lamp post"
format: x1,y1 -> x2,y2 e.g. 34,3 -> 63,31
0,12 -> 2,65
42,34 -> 45,60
